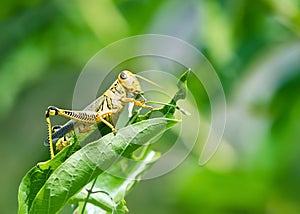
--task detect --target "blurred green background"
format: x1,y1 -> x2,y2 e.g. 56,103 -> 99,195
1,0 -> 300,213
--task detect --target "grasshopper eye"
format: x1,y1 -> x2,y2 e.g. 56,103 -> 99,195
119,72 -> 127,80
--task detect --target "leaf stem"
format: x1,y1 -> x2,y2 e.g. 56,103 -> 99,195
81,176 -> 98,214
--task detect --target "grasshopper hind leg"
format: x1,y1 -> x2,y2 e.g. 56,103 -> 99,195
45,107 -> 57,159
45,105 -> 117,159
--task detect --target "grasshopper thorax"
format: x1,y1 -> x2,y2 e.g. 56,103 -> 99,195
118,70 -> 143,95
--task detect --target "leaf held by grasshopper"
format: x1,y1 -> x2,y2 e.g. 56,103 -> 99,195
45,70 -> 153,159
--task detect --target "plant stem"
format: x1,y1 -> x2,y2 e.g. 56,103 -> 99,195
81,176 -> 98,214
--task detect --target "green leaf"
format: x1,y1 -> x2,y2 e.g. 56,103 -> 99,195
173,68 -> 190,102
19,118 -> 178,213
70,149 -> 160,213
18,140 -> 81,214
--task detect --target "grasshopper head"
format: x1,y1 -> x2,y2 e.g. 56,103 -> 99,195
118,70 -> 143,95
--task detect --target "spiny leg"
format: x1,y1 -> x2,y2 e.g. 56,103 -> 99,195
45,106 -> 115,158
45,108 -> 57,159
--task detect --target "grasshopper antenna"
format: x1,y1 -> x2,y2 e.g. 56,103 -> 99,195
135,74 -> 164,90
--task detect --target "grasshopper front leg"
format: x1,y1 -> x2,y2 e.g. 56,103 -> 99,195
45,106 -> 115,158
121,97 -> 153,109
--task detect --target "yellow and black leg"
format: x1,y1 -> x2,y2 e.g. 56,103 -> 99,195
45,107 -> 57,158
45,106 -> 116,158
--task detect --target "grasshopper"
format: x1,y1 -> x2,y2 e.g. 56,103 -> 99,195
45,70 -> 153,159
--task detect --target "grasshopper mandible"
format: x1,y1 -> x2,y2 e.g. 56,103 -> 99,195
45,70 -> 153,159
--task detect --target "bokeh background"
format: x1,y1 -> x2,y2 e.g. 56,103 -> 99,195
1,0 -> 300,213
